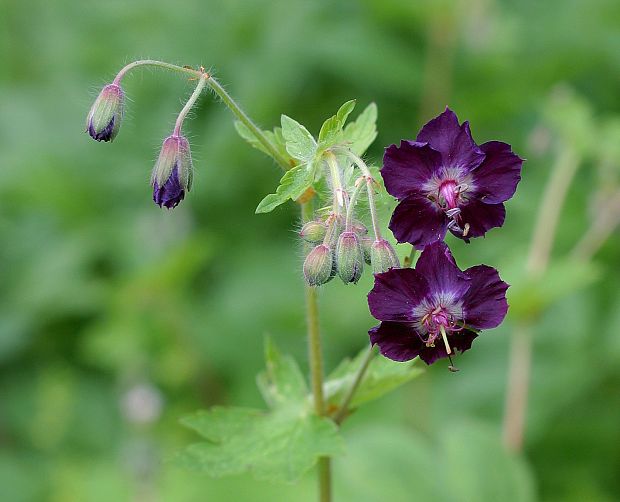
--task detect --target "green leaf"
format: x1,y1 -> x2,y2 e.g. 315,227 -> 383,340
176,406 -> 343,483
255,164 -> 314,213
281,115 -> 316,162
318,100 -> 356,147
324,347 -> 423,411
234,121 -> 292,165
256,337 -> 308,409
343,103 -> 378,156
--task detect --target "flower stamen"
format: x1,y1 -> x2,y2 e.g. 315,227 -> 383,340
439,324 -> 452,355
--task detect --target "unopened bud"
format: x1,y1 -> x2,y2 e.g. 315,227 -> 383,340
151,135 -> 193,209
299,220 -> 327,243
303,245 -> 335,287
336,232 -> 364,284
86,83 -> 125,142
360,237 -> 373,265
371,239 -> 400,274
351,221 -> 368,236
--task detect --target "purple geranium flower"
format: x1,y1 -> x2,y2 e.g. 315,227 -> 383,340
367,241 -> 508,366
382,108 -> 523,249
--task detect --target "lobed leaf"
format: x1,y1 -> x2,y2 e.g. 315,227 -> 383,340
343,102 -> 378,156
255,164 -> 314,213
281,115 -> 317,162
234,121 -> 292,165
324,346 -> 423,411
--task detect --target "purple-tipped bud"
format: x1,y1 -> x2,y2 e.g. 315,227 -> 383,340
303,244 -> 335,287
151,135 -> 193,209
336,231 -> 364,284
300,220 -> 327,244
86,84 -> 125,142
360,237 -> 373,265
370,239 -> 400,274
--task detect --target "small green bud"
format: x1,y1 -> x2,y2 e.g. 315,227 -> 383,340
299,220 -> 327,243
303,244 -> 335,287
86,83 -> 125,142
371,239 -> 400,274
336,231 -> 364,284
360,236 -> 373,265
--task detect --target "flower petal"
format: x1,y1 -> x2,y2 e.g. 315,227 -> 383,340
416,108 -> 485,171
389,193 -> 447,249
381,141 -> 443,199
454,199 -> 505,239
462,265 -> 509,330
473,141 -> 523,204
417,329 -> 479,365
153,164 -> 185,209
369,321 -> 424,362
368,268 -> 430,322
414,241 -> 470,298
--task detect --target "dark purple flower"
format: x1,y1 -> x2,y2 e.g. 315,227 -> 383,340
86,84 -> 125,142
151,135 -> 193,209
367,241 -> 508,366
382,108 -> 523,249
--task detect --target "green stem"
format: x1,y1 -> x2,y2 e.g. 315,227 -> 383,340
344,178 -> 366,232
334,345 -> 376,424
112,59 -> 291,171
302,201 -> 331,502
404,246 -> 417,268
325,151 -> 346,215
339,149 -> 382,240
173,73 -> 207,136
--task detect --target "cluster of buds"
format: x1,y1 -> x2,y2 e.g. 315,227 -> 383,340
301,153 -> 399,287
86,65 -> 207,209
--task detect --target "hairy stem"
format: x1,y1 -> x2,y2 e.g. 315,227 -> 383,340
503,146 -> 580,452
345,178 -> 367,232
302,201 -> 331,502
173,72 -> 207,135
113,59 -> 291,171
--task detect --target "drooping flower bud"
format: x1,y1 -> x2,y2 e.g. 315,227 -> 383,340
360,237 -> 373,265
370,238 -> 400,274
303,244 -> 335,287
86,83 -> 125,142
299,220 -> 327,244
151,135 -> 193,209
336,231 -> 364,284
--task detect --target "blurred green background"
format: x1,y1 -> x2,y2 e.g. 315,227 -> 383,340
2,0 -> 620,500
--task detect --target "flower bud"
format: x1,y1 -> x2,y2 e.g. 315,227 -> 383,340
299,220 -> 327,244
371,239 -> 400,274
151,135 -> 193,209
86,83 -> 125,142
336,231 -> 364,284
303,245 -> 335,287
351,221 -> 368,236
360,237 -> 373,265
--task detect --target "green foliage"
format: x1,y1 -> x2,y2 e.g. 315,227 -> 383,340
280,115 -> 317,163
324,347 -> 423,411
234,121 -> 292,166
254,163 -> 315,213
176,339 -> 344,483
318,99 -> 356,147
342,103 -> 378,156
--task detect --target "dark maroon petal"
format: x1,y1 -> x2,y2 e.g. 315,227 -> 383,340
368,268 -> 430,322
369,321 -> 424,362
416,108 -> 485,171
381,141 -> 443,199
473,141 -> 523,204
417,329 -> 478,365
414,241 -> 470,297
462,265 -> 509,330
153,165 -> 185,209
88,116 -> 115,142
388,193 -> 448,249
454,199 -> 505,240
